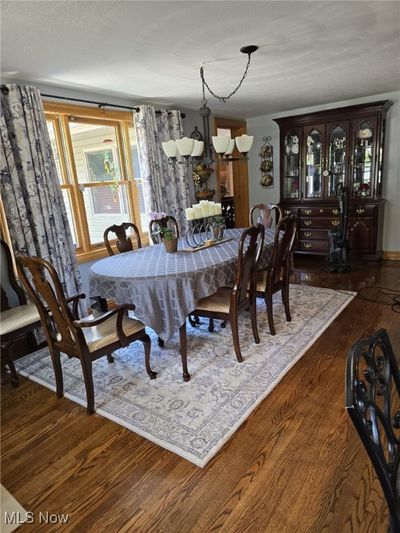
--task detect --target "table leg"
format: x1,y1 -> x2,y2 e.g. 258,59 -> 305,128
157,337 -> 165,348
179,323 -> 190,382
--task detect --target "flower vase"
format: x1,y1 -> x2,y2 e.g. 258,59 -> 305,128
164,237 -> 178,253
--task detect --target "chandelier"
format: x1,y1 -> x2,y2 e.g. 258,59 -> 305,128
162,45 -> 258,164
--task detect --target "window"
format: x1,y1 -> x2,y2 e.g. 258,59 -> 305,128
44,103 -> 147,261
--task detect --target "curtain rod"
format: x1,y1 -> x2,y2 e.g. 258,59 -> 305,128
40,93 -> 185,117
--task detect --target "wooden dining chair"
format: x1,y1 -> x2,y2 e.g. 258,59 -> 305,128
149,216 -> 180,244
0,239 -> 41,386
345,329 -> 400,533
103,222 -> 142,256
255,213 -> 297,335
178,224 -> 265,381
249,203 -> 282,228
17,255 -> 156,414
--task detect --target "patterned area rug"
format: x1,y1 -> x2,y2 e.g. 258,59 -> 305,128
15,285 -> 354,467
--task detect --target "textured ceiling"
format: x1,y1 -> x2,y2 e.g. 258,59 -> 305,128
1,1 -> 399,118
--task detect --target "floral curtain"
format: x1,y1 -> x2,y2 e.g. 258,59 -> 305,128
134,106 -> 191,232
0,84 -> 82,302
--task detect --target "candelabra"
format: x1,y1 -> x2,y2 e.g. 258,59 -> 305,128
185,215 -> 226,250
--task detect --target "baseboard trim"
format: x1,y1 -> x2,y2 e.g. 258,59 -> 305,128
383,251 -> 400,261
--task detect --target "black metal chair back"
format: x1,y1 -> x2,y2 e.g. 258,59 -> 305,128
149,216 -> 180,244
345,329 -> 400,532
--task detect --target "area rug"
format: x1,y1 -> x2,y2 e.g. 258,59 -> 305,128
15,284 -> 354,467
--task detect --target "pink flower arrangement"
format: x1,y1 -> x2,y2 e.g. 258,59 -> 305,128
149,211 -> 167,220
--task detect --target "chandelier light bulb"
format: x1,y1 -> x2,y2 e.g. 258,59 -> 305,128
176,137 -> 195,157
191,140 -> 204,158
212,135 -> 230,154
224,138 -> 235,156
235,134 -> 254,154
162,140 -> 178,159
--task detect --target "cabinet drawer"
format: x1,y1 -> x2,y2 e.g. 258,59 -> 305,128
300,207 -> 341,217
299,217 -> 341,229
299,240 -> 329,252
349,205 -> 375,217
299,229 -> 329,240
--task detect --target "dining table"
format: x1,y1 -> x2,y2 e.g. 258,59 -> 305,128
89,227 -> 276,379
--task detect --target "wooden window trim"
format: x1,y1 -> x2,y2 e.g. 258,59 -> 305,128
44,102 -> 147,263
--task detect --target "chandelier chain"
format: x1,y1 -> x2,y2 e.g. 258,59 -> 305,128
200,53 -> 253,104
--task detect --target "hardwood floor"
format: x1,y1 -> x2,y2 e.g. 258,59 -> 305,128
2,257 -> 399,532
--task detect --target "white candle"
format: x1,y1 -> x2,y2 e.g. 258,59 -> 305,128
216,203 -> 222,215
194,204 -> 202,219
185,207 -> 195,220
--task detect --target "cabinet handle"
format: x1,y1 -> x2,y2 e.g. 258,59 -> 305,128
304,220 -> 312,226
331,219 -> 340,226
304,243 -> 312,249
284,210 -> 291,215
332,209 -> 339,215
356,208 -> 365,215
304,231 -> 312,237
305,209 -> 312,215
320,209 -> 325,214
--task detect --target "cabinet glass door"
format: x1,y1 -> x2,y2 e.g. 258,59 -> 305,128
305,127 -> 323,199
352,118 -> 376,198
327,123 -> 348,197
283,132 -> 300,199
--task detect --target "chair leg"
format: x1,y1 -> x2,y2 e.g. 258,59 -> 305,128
208,318 -> 214,333
231,313 -> 243,363
49,348 -> 63,399
179,323 -> 190,382
265,291 -> 276,336
249,298 -> 260,344
6,352 -> 19,387
158,337 -> 165,348
141,334 -> 157,379
107,353 -> 115,363
80,355 -> 95,415
282,282 -> 292,322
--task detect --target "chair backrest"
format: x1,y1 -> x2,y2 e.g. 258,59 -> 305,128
345,329 -> 400,532
149,216 -> 180,245
249,204 -> 282,228
0,239 -> 26,310
103,222 -> 141,256
269,214 -> 297,285
16,255 -> 81,350
232,224 -> 265,308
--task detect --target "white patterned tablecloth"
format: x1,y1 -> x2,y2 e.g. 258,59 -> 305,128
89,228 -> 275,340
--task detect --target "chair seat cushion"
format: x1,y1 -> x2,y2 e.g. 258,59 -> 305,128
77,314 -> 146,352
0,303 -> 40,336
195,288 -> 231,314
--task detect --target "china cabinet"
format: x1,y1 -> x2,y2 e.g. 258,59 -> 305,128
274,101 -> 392,263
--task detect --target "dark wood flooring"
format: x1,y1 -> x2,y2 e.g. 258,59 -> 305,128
1,257 -> 400,532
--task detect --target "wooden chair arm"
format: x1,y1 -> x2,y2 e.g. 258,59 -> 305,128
73,303 -> 136,348
66,293 -> 86,319
73,303 -> 135,328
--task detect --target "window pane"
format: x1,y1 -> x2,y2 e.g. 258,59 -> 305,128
83,184 -> 130,245
128,127 -> 148,230
69,121 -> 122,184
61,189 -> 77,246
46,120 -> 63,183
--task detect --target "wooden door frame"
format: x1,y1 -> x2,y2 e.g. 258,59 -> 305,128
213,116 -> 250,228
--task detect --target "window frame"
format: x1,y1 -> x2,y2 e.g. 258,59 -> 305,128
44,102 -> 147,262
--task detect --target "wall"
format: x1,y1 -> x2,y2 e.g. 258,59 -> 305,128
247,91 -> 400,252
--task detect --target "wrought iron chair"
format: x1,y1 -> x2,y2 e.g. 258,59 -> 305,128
249,203 -> 282,227
103,222 -> 142,256
179,224 -> 265,381
17,255 -> 156,414
149,216 -> 180,244
255,213 -> 296,335
345,329 -> 400,532
0,239 -> 41,386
